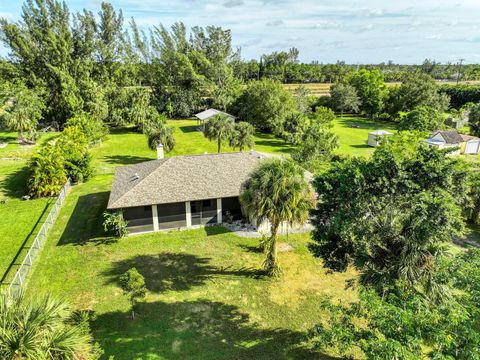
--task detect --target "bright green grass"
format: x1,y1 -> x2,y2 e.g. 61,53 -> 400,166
27,174 -> 356,359
332,116 -> 397,157
0,131 -> 58,280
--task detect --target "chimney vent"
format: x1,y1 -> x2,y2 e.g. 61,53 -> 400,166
157,143 -> 164,159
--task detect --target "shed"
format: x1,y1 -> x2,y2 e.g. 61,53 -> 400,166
368,130 -> 392,147
194,109 -> 235,130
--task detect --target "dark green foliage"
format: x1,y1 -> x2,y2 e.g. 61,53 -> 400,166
119,267 -> 147,318
27,145 -> 67,198
103,210 -> 128,238
311,106 -> 336,128
292,123 -> 339,167
387,73 -> 450,117
56,126 -> 93,183
398,106 -> 445,132
310,140 -> 469,295
233,79 -> 296,132
348,69 -> 387,117
229,122 -> 255,151
240,158 -> 315,276
469,103 -> 480,137
439,84 -> 480,109
329,83 -> 361,115
146,117 -> 176,154
204,114 -> 235,153
279,112 -> 309,145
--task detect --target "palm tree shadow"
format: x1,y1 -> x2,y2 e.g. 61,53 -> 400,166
0,164 -> 30,198
92,300 -> 337,359
102,252 -> 265,293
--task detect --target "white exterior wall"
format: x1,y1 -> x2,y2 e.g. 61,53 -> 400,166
465,140 -> 480,154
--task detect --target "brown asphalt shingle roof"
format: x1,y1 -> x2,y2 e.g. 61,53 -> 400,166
107,151 -> 267,209
434,131 -> 464,144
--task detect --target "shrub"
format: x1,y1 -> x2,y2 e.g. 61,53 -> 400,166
119,268 -> 147,318
56,126 -> 93,183
65,113 -> 108,144
27,145 -> 67,198
103,211 -> 128,238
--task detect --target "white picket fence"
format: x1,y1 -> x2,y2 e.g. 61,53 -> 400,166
8,180 -> 71,293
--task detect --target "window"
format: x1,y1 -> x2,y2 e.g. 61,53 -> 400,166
144,206 -> 151,212
202,200 -> 211,207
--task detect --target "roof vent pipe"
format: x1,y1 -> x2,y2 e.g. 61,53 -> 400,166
157,143 -> 164,159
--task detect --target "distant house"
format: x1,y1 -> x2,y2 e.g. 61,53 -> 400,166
107,150 -> 267,234
367,130 -> 392,147
194,109 -> 235,130
424,130 -> 480,155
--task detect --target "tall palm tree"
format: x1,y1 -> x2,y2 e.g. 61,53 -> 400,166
240,158 -> 315,276
229,122 -> 255,152
204,114 -> 235,153
0,291 -> 94,359
147,123 -> 176,153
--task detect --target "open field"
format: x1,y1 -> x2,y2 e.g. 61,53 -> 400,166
284,80 -> 480,96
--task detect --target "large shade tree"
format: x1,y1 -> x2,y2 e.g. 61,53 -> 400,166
310,137 -> 469,296
204,114 -> 235,153
240,158 -> 315,276
329,83 -> 361,116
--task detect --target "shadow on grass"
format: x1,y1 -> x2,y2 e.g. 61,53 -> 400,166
57,192 -> 114,246
349,144 -> 370,149
103,253 -> 265,293
102,155 -> 153,166
0,133 -> 17,144
237,244 -> 263,253
92,300 -> 332,360
335,117 -> 395,130
179,125 -> 199,133
204,225 -> 233,236
0,164 -> 30,198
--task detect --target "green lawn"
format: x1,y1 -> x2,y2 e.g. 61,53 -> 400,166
0,131 -> 58,280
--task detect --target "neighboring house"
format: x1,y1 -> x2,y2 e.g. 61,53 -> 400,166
424,130 -> 480,155
107,150 -> 267,234
368,130 -> 392,147
194,109 -> 235,130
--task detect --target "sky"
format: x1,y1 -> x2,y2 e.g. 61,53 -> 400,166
1,0 -> 480,64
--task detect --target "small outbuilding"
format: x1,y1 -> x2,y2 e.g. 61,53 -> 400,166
424,130 -> 480,155
194,109 -> 235,130
368,130 -> 392,147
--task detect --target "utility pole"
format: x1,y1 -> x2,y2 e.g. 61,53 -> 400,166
456,58 -> 465,85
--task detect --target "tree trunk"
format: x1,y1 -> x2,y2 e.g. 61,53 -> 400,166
217,137 -> 221,153
265,220 -> 279,276
18,130 -> 24,143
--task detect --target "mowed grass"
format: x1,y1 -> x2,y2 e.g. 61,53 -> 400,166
27,174 -> 357,359
0,131 -> 57,279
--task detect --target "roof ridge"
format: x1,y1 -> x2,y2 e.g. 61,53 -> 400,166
110,157 -> 171,208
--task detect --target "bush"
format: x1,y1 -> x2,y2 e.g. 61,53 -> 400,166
65,113 -> 108,144
103,211 -> 128,238
27,145 -> 67,198
56,126 -> 93,183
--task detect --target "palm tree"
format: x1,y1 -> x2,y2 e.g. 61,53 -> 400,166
147,123 -> 176,153
0,291 -> 94,359
240,158 -> 315,276
229,122 -> 255,152
204,114 -> 235,153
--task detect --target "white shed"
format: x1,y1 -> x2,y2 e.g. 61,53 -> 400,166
368,130 -> 392,147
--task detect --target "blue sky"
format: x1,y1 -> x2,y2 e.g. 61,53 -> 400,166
1,0 -> 480,64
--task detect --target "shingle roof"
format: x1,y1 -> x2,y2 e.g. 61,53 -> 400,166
434,131 -> 464,144
194,109 -> 235,121
107,151 -> 267,209
460,134 -> 480,142
369,130 -> 392,136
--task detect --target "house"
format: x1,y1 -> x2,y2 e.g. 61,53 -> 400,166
194,109 -> 235,130
424,130 -> 480,155
367,130 -> 392,147
107,149 -> 267,234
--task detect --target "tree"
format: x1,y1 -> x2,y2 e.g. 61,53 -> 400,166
65,113 -> 108,144
387,73 -> 450,117
28,145 -> 67,198
204,114 -> 235,153
330,83 -> 361,116
311,106 -> 336,128
348,69 -> 387,117
229,122 -> 255,151
292,123 -> 339,168
398,106 -> 445,132
310,141 -> 468,296
0,83 -> 44,143
56,126 -> 93,183
119,268 -> 147,318
240,158 -> 315,276
0,291 -> 98,359
469,103 -> 480,137
147,124 -> 176,153
280,112 -> 309,145
233,79 -> 296,132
